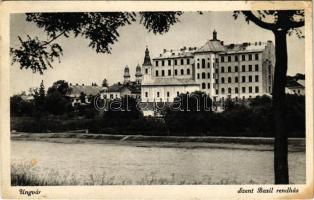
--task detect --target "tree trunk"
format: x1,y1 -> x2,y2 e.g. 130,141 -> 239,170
272,30 -> 289,184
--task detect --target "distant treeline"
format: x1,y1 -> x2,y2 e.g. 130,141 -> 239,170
11,90 -> 305,137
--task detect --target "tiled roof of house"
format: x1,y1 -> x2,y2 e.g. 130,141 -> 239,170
195,40 -> 225,53
106,82 -> 141,94
67,85 -> 102,97
142,77 -> 199,86
286,80 -> 304,88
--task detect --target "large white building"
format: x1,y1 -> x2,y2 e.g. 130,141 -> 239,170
141,30 -> 275,103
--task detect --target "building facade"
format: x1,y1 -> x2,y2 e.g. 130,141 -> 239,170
141,30 -> 275,103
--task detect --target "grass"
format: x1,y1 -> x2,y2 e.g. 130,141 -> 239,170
11,162 -> 257,186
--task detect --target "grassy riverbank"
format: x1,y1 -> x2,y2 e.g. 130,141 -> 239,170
11,162 -> 257,186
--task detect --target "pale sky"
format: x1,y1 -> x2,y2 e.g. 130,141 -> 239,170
10,12 -> 305,95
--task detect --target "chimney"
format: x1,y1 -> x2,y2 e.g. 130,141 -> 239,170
69,83 -> 72,86
259,41 -> 261,45
76,83 -> 78,86
220,41 -> 224,45
82,83 -> 84,86
163,49 -> 166,53
213,30 -> 217,40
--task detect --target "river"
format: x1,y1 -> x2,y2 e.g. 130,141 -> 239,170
11,139 -> 305,185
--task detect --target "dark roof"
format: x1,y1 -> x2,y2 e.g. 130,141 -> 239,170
143,47 -> 152,66
195,40 -> 225,53
286,80 -> 304,88
67,85 -> 102,97
107,82 -> 141,94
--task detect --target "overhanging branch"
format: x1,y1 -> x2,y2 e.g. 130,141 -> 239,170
242,11 -> 276,31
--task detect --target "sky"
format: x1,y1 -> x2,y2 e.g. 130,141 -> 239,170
10,12 -> 305,95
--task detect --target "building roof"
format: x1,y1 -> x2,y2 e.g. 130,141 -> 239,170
20,95 -> 34,101
106,82 -> 141,94
286,80 -> 304,88
195,40 -> 225,53
67,85 -> 102,97
142,77 -> 199,86
153,47 -> 197,60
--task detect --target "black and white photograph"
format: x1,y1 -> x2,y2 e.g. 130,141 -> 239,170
0,1 -> 313,199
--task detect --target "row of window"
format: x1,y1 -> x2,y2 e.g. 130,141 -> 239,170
220,53 -> 259,62
220,75 -> 259,83
155,69 -> 191,76
220,64 -> 259,73
155,58 -> 191,67
144,91 -> 181,98
219,86 -> 260,94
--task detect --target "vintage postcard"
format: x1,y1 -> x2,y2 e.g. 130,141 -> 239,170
0,1 -> 313,199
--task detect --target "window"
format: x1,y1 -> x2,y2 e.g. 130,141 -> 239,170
187,59 -> 190,65
242,65 -> 246,72
145,92 -> 148,97
145,68 -> 148,74
181,59 -> 184,65
235,87 -> 239,93
216,90 -> 219,95
175,69 -> 178,76
235,55 -> 238,62
174,60 -> 177,65
221,77 -> 225,83
235,77 -> 239,83
156,70 -> 159,76
255,75 -> 259,82
208,83 -> 210,89
255,64 -> 259,71
242,55 -> 245,61
249,54 -> 252,61
221,88 -> 225,94
228,88 -> 232,94
157,92 -> 160,97
207,73 -> 210,78
197,63 -> 200,69
187,69 -> 190,75
207,63 -> 210,68
181,69 -> 184,75
242,76 -> 246,83
235,66 -> 238,72
255,86 -> 259,93
162,60 -> 164,66
215,69 -> 218,73
228,77 -> 232,83
249,76 -> 252,82
249,86 -> 252,93
228,66 -> 231,72
255,53 -> 259,60
162,70 -> 165,76
155,61 -> 159,66
202,59 -> 206,69
221,67 -> 225,73
168,60 -> 171,66
202,83 -> 206,89
228,56 -> 231,62
242,87 -> 246,93
167,92 -> 170,97
168,70 -> 171,76
221,56 -> 224,62
202,72 -> 206,79
197,73 -> 200,79
249,65 -> 252,72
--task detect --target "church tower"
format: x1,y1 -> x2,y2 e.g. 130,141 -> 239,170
142,46 -> 153,83
123,65 -> 131,83
135,64 -> 143,83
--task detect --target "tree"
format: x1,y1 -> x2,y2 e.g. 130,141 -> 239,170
234,10 -> 304,184
47,80 -> 70,97
10,12 -> 182,74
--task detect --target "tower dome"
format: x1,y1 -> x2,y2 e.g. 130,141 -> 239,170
123,65 -> 130,83
135,64 -> 142,83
